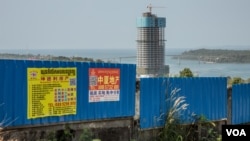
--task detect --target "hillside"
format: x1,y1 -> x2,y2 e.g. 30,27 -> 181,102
174,48 -> 250,63
0,53 -> 105,63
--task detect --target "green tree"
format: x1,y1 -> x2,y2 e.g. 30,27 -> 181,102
230,77 -> 245,85
96,59 -> 104,63
179,68 -> 194,77
246,78 -> 250,83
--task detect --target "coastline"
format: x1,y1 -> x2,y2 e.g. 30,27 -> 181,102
1,48 -> 250,80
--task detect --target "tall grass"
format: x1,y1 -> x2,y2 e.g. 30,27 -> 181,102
0,103 -> 18,134
156,88 -> 221,141
157,88 -> 190,141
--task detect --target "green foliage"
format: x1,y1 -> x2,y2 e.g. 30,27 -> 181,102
61,125 -> 74,141
45,127 -> 96,141
46,124 -> 75,141
96,59 -> 105,63
194,115 -> 221,141
228,77 -> 245,85
46,131 -> 57,141
246,78 -> 250,83
232,77 -> 245,84
157,88 -> 189,141
157,88 -> 221,141
179,68 -> 194,77
79,128 -> 93,141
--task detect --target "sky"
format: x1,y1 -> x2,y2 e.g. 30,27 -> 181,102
0,0 -> 250,50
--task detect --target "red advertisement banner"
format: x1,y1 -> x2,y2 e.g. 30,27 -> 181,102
89,68 -> 120,102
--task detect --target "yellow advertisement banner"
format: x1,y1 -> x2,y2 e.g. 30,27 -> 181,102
27,68 -> 77,119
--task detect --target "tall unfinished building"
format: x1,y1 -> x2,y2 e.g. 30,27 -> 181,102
136,11 -> 169,77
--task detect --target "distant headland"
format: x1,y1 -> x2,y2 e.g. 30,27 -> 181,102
173,48 -> 250,63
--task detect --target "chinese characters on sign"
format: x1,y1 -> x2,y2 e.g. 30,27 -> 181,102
27,68 -> 77,119
89,68 -> 120,102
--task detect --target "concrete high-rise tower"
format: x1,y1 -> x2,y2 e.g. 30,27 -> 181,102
136,9 -> 169,77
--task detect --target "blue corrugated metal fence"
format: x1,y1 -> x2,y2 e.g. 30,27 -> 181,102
140,77 -> 227,129
232,83 -> 250,124
2,59 -> 250,130
0,60 -> 136,128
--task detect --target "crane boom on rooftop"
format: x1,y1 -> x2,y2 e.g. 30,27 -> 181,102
147,3 -> 165,13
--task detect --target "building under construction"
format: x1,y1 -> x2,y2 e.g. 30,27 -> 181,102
136,9 -> 169,77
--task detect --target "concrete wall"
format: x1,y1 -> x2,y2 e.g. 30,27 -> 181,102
0,118 -> 133,141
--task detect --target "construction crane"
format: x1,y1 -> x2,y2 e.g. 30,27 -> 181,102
147,3 -> 165,14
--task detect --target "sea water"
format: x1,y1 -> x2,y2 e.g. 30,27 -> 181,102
1,48 -> 250,80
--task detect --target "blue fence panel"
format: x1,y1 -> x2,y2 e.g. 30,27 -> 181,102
140,77 -> 227,129
232,84 -> 250,124
0,60 -> 136,128
140,78 -> 167,129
